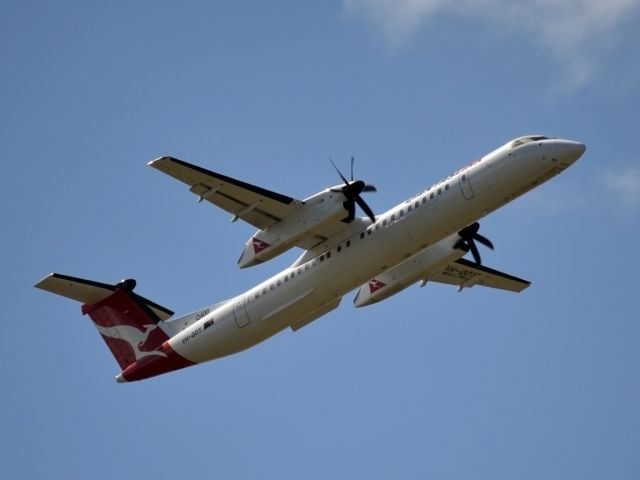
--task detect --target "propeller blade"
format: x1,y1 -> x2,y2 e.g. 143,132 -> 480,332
350,156 -> 354,182
469,241 -> 481,265
329,157 -> 349,186
355,195 -> 376,223
363,184 -> 377,193
345,199 -> 356,221
473,233 -> 494,250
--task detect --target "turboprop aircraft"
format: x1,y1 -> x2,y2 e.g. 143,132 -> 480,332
35,136 -> 585,382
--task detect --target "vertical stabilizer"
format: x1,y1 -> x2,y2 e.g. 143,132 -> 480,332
82,287 -> 170,369
35,274 -> 194,382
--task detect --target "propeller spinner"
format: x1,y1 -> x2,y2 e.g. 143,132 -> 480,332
330,157 -> 377,223
454,222 -> 494,265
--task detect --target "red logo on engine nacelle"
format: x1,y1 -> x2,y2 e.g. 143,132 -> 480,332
252,237 -> 271,254
368,279 -> 386,293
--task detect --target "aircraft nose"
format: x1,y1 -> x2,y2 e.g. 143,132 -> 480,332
557,139 -> 586,164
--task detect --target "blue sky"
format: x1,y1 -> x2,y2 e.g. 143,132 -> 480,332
2,1 -> 639,479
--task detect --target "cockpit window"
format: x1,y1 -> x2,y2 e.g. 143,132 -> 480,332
510,135 -> 550,148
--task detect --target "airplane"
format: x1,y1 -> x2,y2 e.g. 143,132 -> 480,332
35,135 -> 585,382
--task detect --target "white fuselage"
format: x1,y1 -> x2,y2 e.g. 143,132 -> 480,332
166,137 -> 585,364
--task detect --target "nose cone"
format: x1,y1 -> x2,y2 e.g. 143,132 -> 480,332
557,139 -> 586,165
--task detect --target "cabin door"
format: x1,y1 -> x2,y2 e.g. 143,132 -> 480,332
459,172 -> 475,200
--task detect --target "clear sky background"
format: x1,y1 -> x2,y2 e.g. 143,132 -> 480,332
2,1 -> 639,479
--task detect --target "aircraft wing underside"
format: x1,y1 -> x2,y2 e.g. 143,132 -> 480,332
149,156 -> 305,230
149,156 -> 353,250
431,258 -> 531,292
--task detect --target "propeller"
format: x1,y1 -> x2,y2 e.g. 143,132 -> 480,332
454,222 -> 494,265
330,157 -> 377,223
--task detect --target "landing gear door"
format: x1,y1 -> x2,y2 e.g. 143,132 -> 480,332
459,171 -> 475,200
233,296 -> 251,328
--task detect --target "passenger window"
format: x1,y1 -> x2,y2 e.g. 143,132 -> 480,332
337,245 -> 342,252
291,271 -> 295,278
360,232 -> 365,239
346,240 -> 351,247
437,188 -> 442,195
327,251 -> 331,258
430,192 -> 434,199
445,184 -> 449,190
262,287 -> 267,294
277,280 -> 281,286
422,197 -> 426,204
383,219 -> 388,226
319,255 -> 324,262
415,201 -> 419,208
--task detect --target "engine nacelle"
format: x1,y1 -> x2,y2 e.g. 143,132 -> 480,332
353,233 -> 464,307
238,189 -> 347,268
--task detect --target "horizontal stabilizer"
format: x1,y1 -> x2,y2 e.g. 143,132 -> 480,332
431,259 -> 530,292
35,273 -> 174,320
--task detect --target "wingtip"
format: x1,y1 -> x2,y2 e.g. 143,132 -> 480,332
34,273 -> 54,289
148,156 -> 177,168
148,156 -> 165,167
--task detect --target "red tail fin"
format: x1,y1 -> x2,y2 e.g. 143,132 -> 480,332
35,274 -> 195,382
82,287 -> 170,369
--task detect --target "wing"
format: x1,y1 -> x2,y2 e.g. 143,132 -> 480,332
149,156 -> 305,230
431,258 -> 530,292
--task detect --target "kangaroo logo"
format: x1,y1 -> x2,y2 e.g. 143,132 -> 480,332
95,324 -> 167,360
252,237 -> 270,254
368,279 -> 386,293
